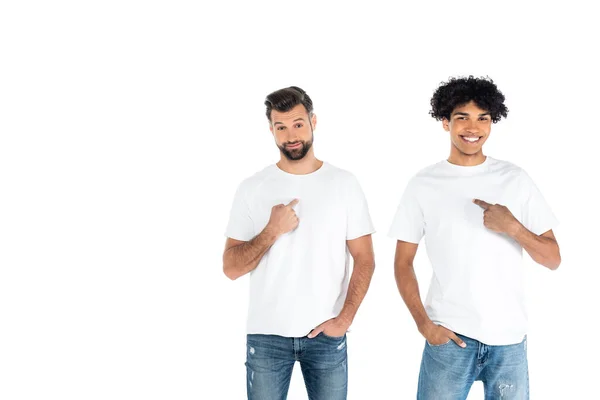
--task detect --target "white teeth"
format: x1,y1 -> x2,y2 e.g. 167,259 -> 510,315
464,137 -> 480,142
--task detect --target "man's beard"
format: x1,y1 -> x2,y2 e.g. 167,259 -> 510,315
279,134 -> 314,161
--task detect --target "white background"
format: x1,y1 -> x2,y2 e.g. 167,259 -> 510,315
1,1 -> 598,399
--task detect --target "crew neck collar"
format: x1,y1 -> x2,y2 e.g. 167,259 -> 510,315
442,156 -> 491,174
274,161 -> 328,177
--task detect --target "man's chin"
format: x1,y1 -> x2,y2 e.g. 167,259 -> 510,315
455,144 -> 483,156
281,146 -> 307,161
284,152 -> 306,161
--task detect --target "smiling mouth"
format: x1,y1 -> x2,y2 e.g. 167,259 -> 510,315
460,136 -> 482,144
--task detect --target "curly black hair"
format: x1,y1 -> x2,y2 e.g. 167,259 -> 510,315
429,76 -> 508,123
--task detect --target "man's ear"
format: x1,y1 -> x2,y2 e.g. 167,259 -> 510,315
442,118 -> 450,132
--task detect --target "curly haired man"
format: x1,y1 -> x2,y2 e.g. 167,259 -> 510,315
389,76 -> 561,400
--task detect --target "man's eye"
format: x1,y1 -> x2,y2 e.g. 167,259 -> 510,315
277,126 -> 286,131
295,124 -> 303,128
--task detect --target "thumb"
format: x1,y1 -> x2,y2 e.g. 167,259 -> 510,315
287,198 -> 299,208
307,324 -> 324,339
450,332 -> 467,348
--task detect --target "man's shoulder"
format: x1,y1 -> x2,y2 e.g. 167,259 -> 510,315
322,162 -> 354,179
487,156 -> 526,176
235,165 -> 278,193
414,161 -> 445,178
321,162 -> 369,191
404,161 -> 447,185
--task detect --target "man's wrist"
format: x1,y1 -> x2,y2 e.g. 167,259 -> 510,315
262,224 -> 280,242
336,311 -> 354,327
417,320 -> 435,336
507,220 -> 525,238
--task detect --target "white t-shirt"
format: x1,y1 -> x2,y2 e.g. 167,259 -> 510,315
225,162 -> 375,337
388,156 -> 558,345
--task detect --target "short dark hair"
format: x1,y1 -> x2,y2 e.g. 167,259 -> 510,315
430,76 -> 508,123
265,86 -> 313,121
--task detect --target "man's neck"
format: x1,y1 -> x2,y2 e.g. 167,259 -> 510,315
277,154 -> 323,175
447,150 -> 487,167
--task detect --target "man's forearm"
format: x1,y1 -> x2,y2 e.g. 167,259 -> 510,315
395,262 -> 432,333
509,225 -> 561,270
223,227 -> 278,280
338,257 -> 375,325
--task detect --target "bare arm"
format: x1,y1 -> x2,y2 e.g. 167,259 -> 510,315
222,229 -> 278,280
473,199 -> 561,270
394,240 -> 466,347
510,228 -> 561,270
222,199 -> 299,280
339,234 -> 375,324
308,234 -> 375,338
394,241 -> 429,333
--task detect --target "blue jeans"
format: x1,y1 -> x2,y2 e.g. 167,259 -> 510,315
245,333 -> 348,400
418,333 -> 528,400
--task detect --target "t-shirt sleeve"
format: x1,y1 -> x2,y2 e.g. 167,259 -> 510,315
388,178 -> 424,244
224,181 -> 255,241
346,174 -> 376,240
520,170 -> 559,236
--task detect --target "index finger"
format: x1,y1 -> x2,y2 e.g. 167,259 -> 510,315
473,199 -> 491,209
287,199 -> 299,208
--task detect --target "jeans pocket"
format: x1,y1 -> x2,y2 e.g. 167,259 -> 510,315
321,332 -> 346,340
426,339 -> 452,347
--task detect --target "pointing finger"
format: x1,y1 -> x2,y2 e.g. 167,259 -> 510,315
473,199 -> 492,210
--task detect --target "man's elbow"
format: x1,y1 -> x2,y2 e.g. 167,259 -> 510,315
544,253 -> 561,271
223,265 -> 239,280
549,255 -> 561,270
356,257 -> 375,273
222,255 -> 241,280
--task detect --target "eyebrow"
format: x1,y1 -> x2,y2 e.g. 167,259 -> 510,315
273,117 -> 306,125
453,112 -> 491,117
